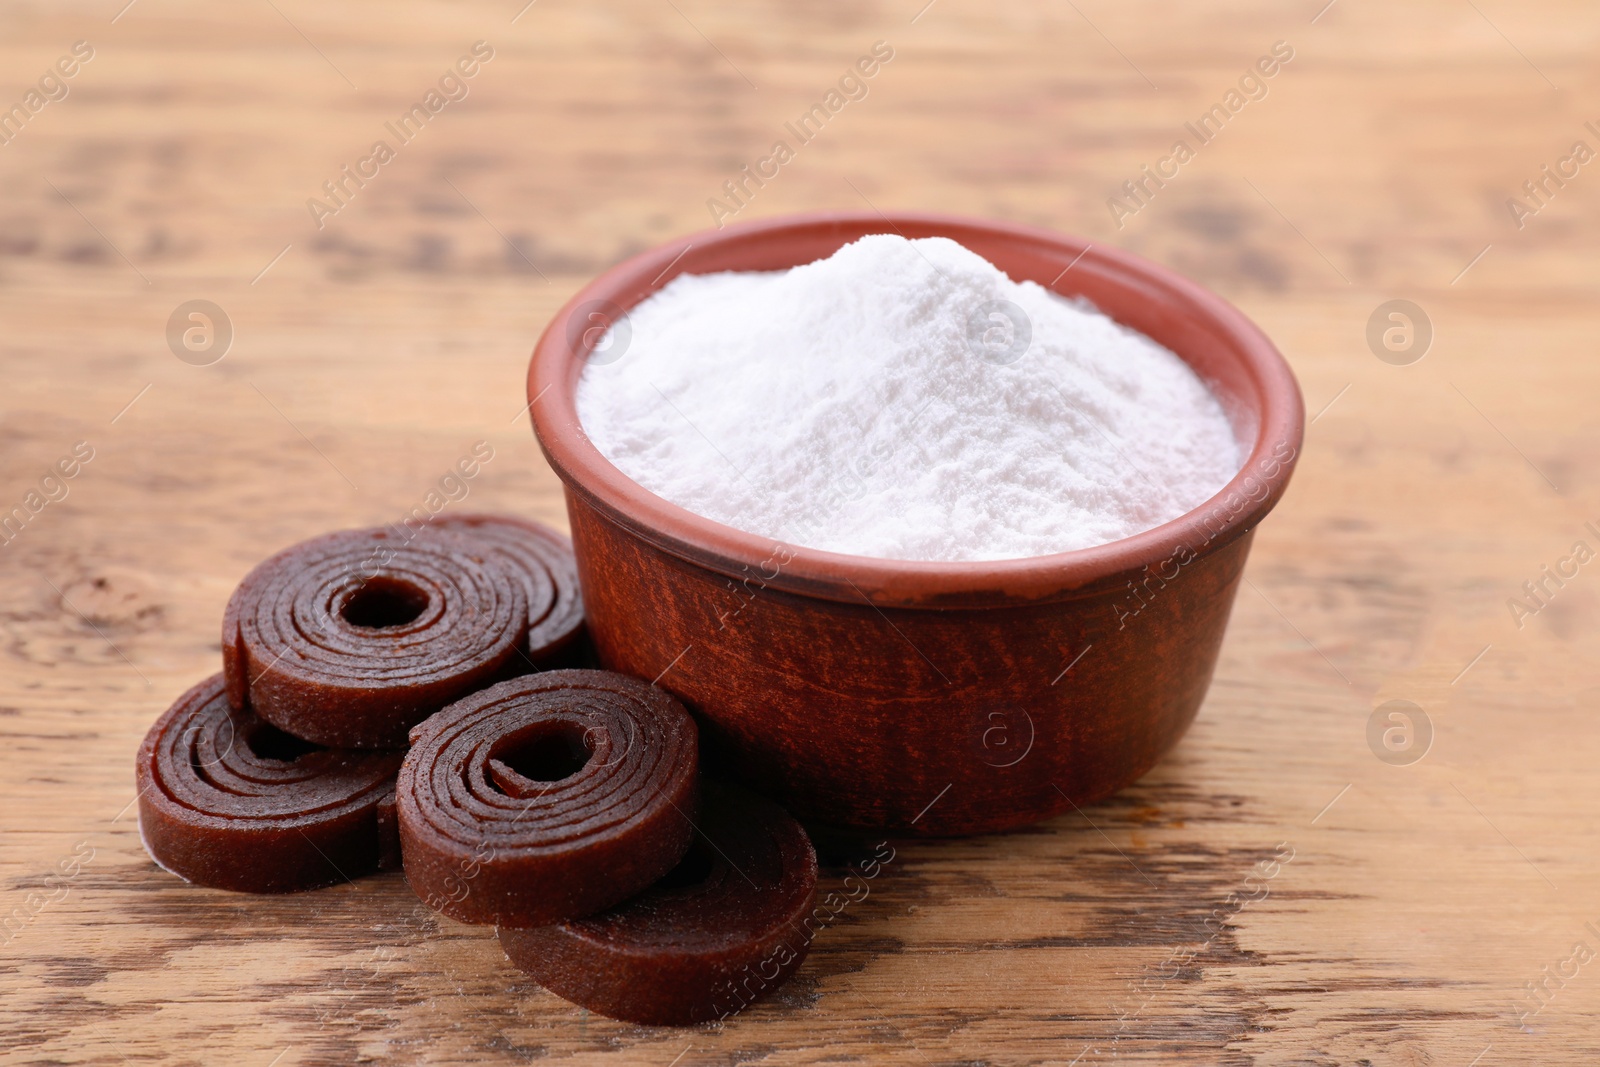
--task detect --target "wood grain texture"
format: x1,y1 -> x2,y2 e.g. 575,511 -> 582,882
3,0 -> 1599,1063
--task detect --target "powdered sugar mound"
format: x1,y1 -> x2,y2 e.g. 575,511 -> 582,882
575,234 -> 1242,562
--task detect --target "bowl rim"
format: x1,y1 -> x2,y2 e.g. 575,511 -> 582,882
528,211 -> 1304,608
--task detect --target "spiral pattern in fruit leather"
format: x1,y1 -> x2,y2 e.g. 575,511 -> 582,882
136,674 -> 405,893
222,526 -> 527,748
399,669 -> 697,927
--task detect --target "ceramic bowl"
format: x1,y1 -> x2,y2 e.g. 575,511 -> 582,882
527,212 -> 1302,835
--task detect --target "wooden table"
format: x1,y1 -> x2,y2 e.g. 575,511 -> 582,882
4,0 -> 1597,1062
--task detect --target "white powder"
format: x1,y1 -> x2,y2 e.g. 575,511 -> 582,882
575,234 -> 1242,562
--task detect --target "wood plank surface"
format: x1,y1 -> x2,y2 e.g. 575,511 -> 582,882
4,0 -> 1600,1063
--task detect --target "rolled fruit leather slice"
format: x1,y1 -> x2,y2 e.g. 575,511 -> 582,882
136,673 -> 404,893
222,526 -> 527,748
398,669 -> 698,926
499,780 -> 818,1026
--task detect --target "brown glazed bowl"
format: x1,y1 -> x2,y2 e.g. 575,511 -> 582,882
527,212 -> 1302,836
